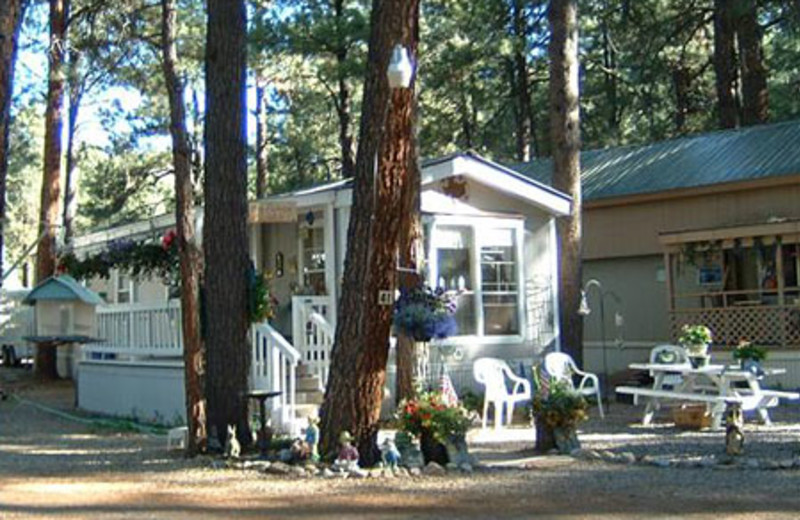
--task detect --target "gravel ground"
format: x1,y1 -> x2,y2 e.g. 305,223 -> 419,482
2,367 -> 800,519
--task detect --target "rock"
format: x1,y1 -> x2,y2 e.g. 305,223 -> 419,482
321,468 -> 335,479
349,468 -> 369,479
570,448 -> 598,460
459,463 -> 473,473
396,467 -> 410,478
745,458 -> 760,469
409,467 -> 422,477
620,452 -> 637,465
267,461 -> 292,475
699,458 -> 716,468
290,466 -> 308,478
446,462 -> 458,472
650,458 -> 671,468
210,460 -> 227,470
423,462 -> 446,476
547,449 -> 560,456
765,460 -> 781,470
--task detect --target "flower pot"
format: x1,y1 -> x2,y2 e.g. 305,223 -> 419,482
420,429 -> 449,466
685,343 -> 709,358
689,355 -> 709,369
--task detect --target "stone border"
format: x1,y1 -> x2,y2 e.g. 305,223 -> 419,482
571,448 -> 800,470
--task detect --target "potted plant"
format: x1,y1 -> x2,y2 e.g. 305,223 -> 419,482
393,285 -> 458,390
678,324 -> 713,368
531,375 -> 589,454
396,391 -> 472,465
733,340 -> 768,369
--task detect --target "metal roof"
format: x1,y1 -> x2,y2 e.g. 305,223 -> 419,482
511,120 -> 800,201
23,275 -> 105,306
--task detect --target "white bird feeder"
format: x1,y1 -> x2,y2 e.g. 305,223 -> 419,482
387,45 -> 414,89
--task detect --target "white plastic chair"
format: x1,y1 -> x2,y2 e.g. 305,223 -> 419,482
473,358 -> 532,430
649,344 -> 690,388
543,352 -> 605,419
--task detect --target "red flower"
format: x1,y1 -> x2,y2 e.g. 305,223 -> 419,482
162,230 -> 177,250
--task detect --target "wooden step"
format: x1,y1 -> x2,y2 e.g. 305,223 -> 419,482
297,375 -> 322,392
296,390 -> 324,405
294,403 -> 319,420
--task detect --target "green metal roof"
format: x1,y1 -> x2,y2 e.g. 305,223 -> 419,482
23,275 -> 105,306
511,120 -> 800,201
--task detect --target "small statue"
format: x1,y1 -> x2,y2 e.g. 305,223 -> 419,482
304,417 -> 320,462
725,403 -> 745,456
332,431 -> 360,472
380,437 -> 401,469
291,438 -> 312,462
224,424 -> 241,459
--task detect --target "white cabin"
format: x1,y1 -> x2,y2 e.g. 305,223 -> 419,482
73,153 -> 571,432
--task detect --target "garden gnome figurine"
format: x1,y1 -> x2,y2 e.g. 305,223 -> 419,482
305,416 -> 320,462
725,403 -> 745,456
380,437 -> 401,469
332,431 -> 360,472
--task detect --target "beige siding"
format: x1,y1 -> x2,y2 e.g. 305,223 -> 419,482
585,183 -> 800,260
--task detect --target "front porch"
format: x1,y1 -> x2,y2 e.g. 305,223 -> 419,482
662,219 -> 800,348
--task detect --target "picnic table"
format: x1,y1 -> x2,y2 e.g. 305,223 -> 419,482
616,363 -> 799,429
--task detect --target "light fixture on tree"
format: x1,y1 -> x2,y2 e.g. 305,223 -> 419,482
387,44 -> 413,89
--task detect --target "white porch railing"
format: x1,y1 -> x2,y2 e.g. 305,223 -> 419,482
292,296 -> 334,388
92,302 -> 183,358
251,321 -> 300,435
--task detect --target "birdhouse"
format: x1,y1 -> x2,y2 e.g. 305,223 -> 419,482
23,275 -> 104,339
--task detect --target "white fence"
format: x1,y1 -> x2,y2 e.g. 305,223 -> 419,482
251,321 -> 300,434
93,303 -> 183,358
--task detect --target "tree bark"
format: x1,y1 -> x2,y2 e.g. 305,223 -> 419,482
672,65 -> 690,133
204,0 -> 251,450
162,0 -> 206,456
395,14 -> 421,407
255,75 -> 269,198
319,0 -> 420,466
735,0 -> 768,126
334,0 -> 355,178
549,0 -> 583,366
512,0 -> 532,162
0,0 -> 28,289
35,0 -> 68,379
713,0 -> 739,129
63,49 -> 81,247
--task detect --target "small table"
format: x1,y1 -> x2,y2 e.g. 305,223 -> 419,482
245,390 -> 281,456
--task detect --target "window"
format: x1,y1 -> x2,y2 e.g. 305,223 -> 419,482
429,217 -> 523,340
300,224 -> 326,295
116,272 -> 134,304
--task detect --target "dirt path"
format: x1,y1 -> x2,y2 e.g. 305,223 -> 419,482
2,368 -> 799,519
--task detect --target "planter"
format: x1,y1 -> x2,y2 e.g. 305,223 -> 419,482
685,343 -> 709,358
420,430 -> 449,466
689,355 -> 709,369
673,404 -> 711,430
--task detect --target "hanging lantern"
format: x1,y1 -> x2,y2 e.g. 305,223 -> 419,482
387,45 -> 413,89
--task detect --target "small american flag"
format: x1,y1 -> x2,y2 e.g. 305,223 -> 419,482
440,373 -> 459,407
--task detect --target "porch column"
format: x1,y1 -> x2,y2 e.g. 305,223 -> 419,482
324,203 -> 337,327
250,223 -> 262,271
776,241 -> 785,306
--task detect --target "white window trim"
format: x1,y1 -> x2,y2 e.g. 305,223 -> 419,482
114,270 -> 135,304
297,210 -> 327,292
427,215 -> 526,346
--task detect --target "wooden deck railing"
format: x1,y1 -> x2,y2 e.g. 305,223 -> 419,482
92,303 -> 183,357
670,305 -> 800,347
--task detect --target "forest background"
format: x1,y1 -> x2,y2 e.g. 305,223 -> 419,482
4,0 -> 799,285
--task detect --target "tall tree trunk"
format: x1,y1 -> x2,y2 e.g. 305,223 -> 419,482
334,0 -> 355,178
35,0 -> 68,379
672,64 -> 690,133
204,0 -> 250,450
0,0 -> 28,289
255,75 -> 268,198
63,50 -> 81,247
512,0 -> 532,162
735,0 -> 768,125
395,19 -> 421,407
549,0 -> 583,366
600,10 -> 619,139
319,0 -> 420,466
162,0 -> 206,456
713,0 -> 739,129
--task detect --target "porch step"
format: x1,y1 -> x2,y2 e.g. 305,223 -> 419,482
297,374 -> 322,393
296,390 -> 324,405
294,403 -> 320,420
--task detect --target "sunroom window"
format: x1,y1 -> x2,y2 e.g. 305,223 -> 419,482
429,217 -> 523,340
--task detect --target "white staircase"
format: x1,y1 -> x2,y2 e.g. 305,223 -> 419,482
251,304 -> 334,436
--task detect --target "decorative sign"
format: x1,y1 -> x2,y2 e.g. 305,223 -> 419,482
440,175 -> 468,200
248,202 -> 297,223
